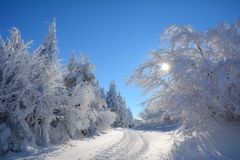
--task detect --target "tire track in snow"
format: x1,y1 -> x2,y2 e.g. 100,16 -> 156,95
89,129 -> 128,160
128,132 -> 149,160
93,130 -> 131,160
8,128 -> 175,160
115,129 -> 138,159
92,129 -> 149,160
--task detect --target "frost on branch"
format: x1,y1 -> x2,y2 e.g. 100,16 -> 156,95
129,21 -> 240,158
130,21 -> 240,129
0,20 -> 128,154
38,19 -> 58,64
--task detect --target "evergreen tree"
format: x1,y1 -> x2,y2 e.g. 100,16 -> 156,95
38,19 -> 58,64
106,82 -> 134,127
0,20 -> 120,153
106,81 -> 118,112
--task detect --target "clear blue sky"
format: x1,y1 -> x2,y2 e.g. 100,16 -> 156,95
1,0 -> 239,118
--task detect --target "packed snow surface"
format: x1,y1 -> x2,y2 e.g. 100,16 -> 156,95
3,128 -> 176,160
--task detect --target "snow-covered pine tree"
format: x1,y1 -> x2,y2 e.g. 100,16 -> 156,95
126,107 -> 134,127
51,53 -> 115,141
106,81 -> 118,112
0,20 -> 124,154
27,20 -> 66,147
38,18 -> 58,64
0,23 -> 66,152
106,81 -> 134,127
51,53 -> 96,140
117,94 -> 134,128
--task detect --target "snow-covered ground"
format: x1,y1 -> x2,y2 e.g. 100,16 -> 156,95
3,128 -> 177,160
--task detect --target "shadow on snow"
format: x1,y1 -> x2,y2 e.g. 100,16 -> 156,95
133,122 -> 180,132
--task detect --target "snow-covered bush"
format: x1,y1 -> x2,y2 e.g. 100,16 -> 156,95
140,107 -> 181,127
97,111 -> 116,131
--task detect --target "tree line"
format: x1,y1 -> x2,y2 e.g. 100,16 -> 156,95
0,20 -> 133,154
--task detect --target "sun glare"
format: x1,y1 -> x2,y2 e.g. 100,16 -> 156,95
161,63 -> 170,71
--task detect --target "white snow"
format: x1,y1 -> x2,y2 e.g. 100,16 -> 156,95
2,128 -> 177,160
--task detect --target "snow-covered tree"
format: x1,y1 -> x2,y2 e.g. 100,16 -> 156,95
129,21 -> 240,158
106,81 -> 134,127
117,95 -> 134,128
106,81 -> 118,112
27,53 -> 66,146
38,19 -> 58,64
130,21 -> 240,129
51,53 -> 96,140
0,20 -> 130,154
50,53 -> 115,142
0,28 -> 36,153
126,107 -> 134,127
97,110 -> 116,131
26,20 -> 67,147
0,24 -> 66,152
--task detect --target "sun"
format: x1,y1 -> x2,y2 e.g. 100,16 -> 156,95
161,63 -> 170,71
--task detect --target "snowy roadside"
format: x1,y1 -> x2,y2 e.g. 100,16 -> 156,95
2,128 -> 177,160
2,129 -> 122,160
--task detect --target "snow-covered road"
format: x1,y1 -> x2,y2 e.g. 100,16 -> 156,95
7,128 -> 176,160
92,129 -> 149,160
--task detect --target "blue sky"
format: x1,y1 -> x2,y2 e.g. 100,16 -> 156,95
1,0 -> 239,118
